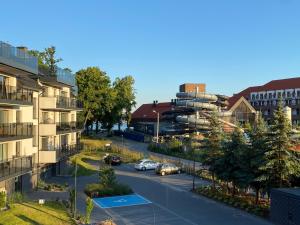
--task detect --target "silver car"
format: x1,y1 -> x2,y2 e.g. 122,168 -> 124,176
135,159 -> 159,171
155,163 -> 181,176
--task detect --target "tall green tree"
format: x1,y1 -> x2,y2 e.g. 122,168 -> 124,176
76,67 -> 112,133
247,114 -> 269,204
43,46 -> 62,76
215,127 -> 247,196
201,111 -> 224,189
260,99 -> 300,189
113,76 -> 136,129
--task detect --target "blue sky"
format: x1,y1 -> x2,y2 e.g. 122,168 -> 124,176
1,0 -> 300,107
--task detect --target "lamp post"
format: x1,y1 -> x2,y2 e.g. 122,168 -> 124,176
153,110 -> 159,144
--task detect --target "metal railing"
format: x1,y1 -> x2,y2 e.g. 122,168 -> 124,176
56,96 -> 82,109
0,85 -> 33,103
0,41 -> 38,74
0,155 -> 33,181
40,143 -> 83,160
56,121 -> 83,131
0,123 -> 33,137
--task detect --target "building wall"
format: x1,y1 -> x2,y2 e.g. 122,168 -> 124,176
179,83 -> 206,93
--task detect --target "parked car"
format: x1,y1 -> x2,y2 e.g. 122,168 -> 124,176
134,159 -> 160,171
155,163 -> 181,176
103,154 -> 122,166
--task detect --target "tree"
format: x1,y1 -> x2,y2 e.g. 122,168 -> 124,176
215,127 -> 247,196
260,99 -> 300,190
113,76 -> 136,128
76,67 -> 112,134
43,46 -> 62,76
85,197 -> 94,224
247,114 -> 269,204
201,111 -> 224,189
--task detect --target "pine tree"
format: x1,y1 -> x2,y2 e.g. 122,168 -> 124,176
261,99 -> 300,190
215,127 -> 247,196
201,111 -> 224,189
248,114 -> 268,204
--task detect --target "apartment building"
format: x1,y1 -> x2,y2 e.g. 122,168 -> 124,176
0,41 -> 82,194
229,77 -> 300,125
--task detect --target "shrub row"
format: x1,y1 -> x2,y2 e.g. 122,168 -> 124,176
84,183 -> 133,198
195,186 -> 269,218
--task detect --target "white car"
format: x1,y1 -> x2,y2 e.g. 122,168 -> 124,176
134,159 -> 160,171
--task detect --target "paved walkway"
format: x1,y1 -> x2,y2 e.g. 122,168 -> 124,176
110,136 -> 203,170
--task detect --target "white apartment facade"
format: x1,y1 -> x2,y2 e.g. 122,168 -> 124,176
0,41 -> 82,194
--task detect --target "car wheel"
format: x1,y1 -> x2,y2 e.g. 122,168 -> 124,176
161,171 -> 165,176
142,167 -> 146,171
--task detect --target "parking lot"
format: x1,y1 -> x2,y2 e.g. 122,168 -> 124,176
89,163 -> 273,225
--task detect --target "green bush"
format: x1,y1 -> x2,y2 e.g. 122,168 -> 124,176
8,192 -> 24,204
84,183 -> 133,198
85,197 -> 94,224
0,191 -> 6,208
99,167 -> 116,187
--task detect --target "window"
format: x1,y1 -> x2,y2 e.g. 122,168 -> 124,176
260,94 -> 263,99
0,144 -> 8,161
264,93 -> 268,99
269,93 -> 272,99
297,91 -> 300,97
277,92 -> 282,98
16,110 -> 21,123
287,92 -> 291,98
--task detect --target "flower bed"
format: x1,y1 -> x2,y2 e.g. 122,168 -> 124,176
195,186 -> 270,218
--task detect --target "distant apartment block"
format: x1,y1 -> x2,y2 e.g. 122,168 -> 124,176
0,41 -> 82,195
229,77 -> 300,125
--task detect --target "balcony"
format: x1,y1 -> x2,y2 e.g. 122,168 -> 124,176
39,119 -> 56,136
0,41 -> 38,74
56,121 -> 83,133
0,85 -> 33,105
0,155 -> 34,182
0,123 -> 33,141
56,96 -> 82,109
39,143 -> 83,163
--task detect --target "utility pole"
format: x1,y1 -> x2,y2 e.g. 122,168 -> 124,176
74,158 -> 77,218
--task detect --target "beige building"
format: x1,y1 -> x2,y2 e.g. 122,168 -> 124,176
0,41 -> 82,194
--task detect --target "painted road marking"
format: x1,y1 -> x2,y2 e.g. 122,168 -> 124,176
93,194 -> 152,209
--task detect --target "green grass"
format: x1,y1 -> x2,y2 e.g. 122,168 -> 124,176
0,201 -> 75,225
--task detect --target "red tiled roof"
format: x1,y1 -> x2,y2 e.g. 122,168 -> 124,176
131,102 -> 173,122
228,77 -> 300,109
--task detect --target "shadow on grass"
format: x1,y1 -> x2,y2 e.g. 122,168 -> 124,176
19,202 -> 71,223
16,215 -> 40,225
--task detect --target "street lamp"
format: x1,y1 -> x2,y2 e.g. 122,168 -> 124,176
153,110 -> 159,144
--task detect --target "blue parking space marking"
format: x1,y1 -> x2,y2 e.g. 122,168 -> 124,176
93,194 -> 152,209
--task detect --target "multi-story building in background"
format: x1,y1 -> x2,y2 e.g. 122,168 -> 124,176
228,77 -> 300,125
0,41 -> 82,195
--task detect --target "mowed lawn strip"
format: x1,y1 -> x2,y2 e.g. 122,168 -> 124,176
0,201 -> 75,225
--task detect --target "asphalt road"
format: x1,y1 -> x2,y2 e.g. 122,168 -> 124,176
91,163 -> 273,225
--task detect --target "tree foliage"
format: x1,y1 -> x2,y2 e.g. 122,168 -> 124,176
260,100 -> 300,188
201,111 -> 224,188
76,67 -> 136,133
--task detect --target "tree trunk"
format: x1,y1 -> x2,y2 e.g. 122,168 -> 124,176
212,173 -> 216,190
95,121 -> 99,134
232,183 -> 236,197
255,187 -> 260,205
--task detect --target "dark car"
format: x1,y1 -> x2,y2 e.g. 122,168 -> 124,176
155,163 -> 181,176
103,155 -> 122,166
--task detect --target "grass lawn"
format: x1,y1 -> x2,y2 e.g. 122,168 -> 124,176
69,137 -> 146,176
0,201 -> 75,225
